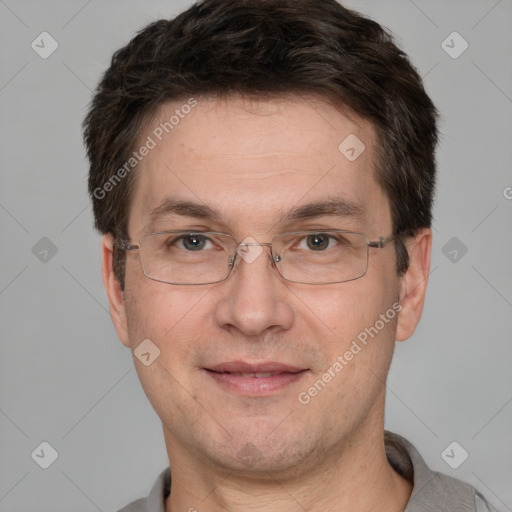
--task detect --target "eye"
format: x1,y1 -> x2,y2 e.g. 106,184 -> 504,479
299,233 -> 337,251
173,233 -> 214,251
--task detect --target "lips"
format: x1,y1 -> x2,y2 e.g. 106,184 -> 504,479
204,361 -> 308,395
223,372 -> 283,378
207,361 -> 305,375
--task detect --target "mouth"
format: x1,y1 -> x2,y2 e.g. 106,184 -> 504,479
203,362 -> 309,396
213,371 -> 294,378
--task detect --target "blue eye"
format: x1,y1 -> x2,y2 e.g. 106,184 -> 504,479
172,234 -> 213,251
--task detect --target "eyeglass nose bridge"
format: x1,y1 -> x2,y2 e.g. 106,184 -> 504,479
239,241 -> 272,247
227,240 -> 281,273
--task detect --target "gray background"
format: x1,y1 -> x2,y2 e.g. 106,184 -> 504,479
1,0 -> 511,510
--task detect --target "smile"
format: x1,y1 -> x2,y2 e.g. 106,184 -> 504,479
204,363 -> 309,396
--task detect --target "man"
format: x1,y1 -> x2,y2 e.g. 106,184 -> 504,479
83,1 -> 498,510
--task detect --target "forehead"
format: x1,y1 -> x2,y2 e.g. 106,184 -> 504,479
128,94 -> 391,236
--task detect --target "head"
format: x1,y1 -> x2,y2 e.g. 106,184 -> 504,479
84,0 -> 437,477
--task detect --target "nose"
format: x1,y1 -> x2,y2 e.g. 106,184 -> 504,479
212,243 -> 294,337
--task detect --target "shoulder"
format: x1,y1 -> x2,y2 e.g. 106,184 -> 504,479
416,469 -> 499,512
116,467 -> 171,512
385,431 -> 500,512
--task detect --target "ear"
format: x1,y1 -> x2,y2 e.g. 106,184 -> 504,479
101,234 -> 130,347
395,228 -> 432,342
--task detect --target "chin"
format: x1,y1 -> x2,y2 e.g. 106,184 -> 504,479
203,422 -> 318,476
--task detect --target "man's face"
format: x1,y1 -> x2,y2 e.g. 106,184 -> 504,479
106,95 -> 420,475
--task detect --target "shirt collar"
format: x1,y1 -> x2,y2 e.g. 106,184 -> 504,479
385,431 -> 478,512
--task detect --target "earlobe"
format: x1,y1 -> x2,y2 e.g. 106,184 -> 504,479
395,229 -> 432,342
101,234 -> 131,347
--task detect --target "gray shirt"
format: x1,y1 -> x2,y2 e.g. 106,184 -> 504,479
117,431 -> 499,512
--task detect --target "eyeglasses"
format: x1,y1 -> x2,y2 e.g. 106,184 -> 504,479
116,230 -> 395,285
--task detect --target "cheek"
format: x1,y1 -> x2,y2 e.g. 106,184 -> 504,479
123,275 -> 200,349
296,274 -> 400,385
297,282 -> 392,343
123,284 -> 208,406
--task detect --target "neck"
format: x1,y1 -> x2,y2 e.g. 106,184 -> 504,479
163,417 -> 412,512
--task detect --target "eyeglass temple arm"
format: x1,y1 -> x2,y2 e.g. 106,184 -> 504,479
115,239 -> 140,251
367,235 -> 395,249
116,234 -> 396,251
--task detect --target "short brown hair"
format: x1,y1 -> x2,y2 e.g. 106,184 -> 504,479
83,0 -> 438,288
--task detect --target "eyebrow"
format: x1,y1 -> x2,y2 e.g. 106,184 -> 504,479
146,198 -> 221,231
280,196 -> 366,225
146,196 -> 366,231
